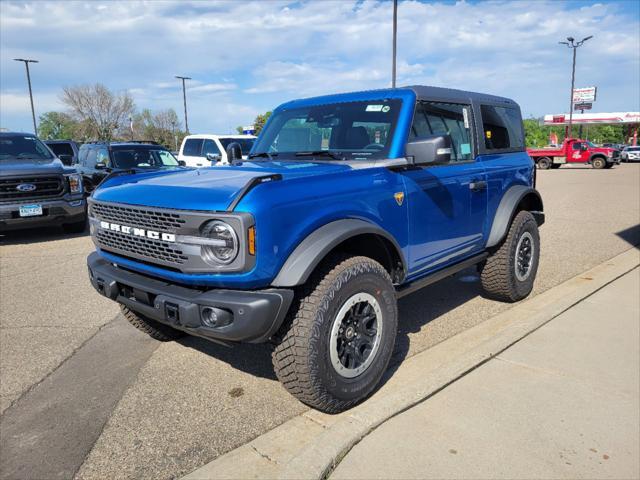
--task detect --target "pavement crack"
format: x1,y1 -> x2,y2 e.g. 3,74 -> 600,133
251,445 -> 279,465
494,355 -> 567,377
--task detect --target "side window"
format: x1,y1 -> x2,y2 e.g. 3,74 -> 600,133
78,147 -> 88,165
182,138 -> 204,156
96,148 -> 110,166
572,142 -> 583,150
202,139 -> 221,156
410,102 -> 473,162
85,148 -> 97,168
480,105 -> 524,151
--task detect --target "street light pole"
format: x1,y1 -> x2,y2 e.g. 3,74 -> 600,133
392,0 -> 398,88
13,58 -> 39,134
175,75 -> 191,135
558,36 -> 592,139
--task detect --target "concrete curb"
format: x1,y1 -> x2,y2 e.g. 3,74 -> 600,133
183,248 -> 640,480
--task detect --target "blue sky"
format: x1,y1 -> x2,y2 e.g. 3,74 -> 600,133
1,0 -> 638,134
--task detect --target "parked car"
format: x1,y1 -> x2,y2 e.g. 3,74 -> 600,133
528,139 -> 620,169
75,141 -> 185,193
621,146 -> 640,162
86,86 -> 544,412
44,139 -> 80,166
177,134 -> 256,167
0,132 -> 86,232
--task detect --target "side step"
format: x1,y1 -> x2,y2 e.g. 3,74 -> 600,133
396,253 -> 488,299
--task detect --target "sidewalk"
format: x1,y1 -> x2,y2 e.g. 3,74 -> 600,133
331,268 -> 640,480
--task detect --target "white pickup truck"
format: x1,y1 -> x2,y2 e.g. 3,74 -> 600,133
177,134 -> 256,167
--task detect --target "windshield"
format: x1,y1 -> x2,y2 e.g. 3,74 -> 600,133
0,135 -> 54,161
111,148 -> 179,169
252,99 -> 402,160
587,141 -> 598,148
219,137 -> 255,154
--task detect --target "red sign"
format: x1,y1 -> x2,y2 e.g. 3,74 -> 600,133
552,115 -> 565,123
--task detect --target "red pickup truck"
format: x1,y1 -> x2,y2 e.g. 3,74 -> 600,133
527,138 -> 620,169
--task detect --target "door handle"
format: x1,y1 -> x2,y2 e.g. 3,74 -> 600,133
469,180 -> 487,191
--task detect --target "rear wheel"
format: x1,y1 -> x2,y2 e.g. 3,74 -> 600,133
480,211 -> 540,302
120,305 -> 185,341
592,157 -> 606,169
536,157 -> 551,169
272,256 -> 398,413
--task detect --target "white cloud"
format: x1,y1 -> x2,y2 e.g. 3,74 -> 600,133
1,0 -> 638,134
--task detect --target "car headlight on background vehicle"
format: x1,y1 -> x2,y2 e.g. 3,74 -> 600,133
200,220 -> 239,265
66,173 -> 83,194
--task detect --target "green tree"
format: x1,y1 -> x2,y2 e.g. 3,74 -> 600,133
131,108 -> 184,150
37,111 -> 79,140
253,111 -> 272,135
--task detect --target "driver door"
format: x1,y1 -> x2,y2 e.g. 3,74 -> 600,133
401,101 -> 487,278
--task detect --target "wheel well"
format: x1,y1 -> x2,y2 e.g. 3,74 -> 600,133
590,154 -> 606,162
515,192 -> 544,225
322,233 -> 405,284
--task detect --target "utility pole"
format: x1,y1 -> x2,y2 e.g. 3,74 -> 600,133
13,58 -> 39,134
558,36 -> 592,139
175,76 -> 191,134
392,0 -> 398,88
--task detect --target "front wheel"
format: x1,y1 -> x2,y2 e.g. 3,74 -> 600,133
481,211 -> 540,302
272,256 -> 398,413
592,157 -> 606,169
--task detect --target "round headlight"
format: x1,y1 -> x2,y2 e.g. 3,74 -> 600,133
200,220 -> 239,265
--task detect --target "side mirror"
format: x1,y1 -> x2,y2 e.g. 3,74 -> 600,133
580,144 -> 588,151
405,134 -> 452,165
58,154 -> 73,166
206,153 -> 221,163
178,160 -> 186,167
226,142 -> 242,164
95,162 -> 107,170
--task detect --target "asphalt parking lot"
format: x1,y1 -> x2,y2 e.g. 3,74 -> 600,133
1,163 -> 639,480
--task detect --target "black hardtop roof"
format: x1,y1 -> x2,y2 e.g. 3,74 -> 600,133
405,85 -> 518,107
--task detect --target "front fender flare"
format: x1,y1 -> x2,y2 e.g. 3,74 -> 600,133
486,185 -> 544,248
272,219 -> 406,287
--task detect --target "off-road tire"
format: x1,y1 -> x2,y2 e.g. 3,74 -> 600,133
536,157 -> 551,169
62,217 -> 87,234
120,305 -> 185,341
272,255 -> 398,413
480,211 -> 540,303
592,157 -> 606,169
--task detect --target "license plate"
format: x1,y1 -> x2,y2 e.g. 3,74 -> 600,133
19,204 -> 43,217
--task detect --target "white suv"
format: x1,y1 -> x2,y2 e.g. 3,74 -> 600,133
177,134 -> 257,167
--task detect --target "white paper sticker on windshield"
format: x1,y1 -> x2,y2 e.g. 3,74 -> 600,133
462,107 -> 470,129
366,104 -> 384,112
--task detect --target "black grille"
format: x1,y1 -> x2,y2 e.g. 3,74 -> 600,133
91,202 -> 186,231
97,229 -> 188,265
0,176 -> 64,202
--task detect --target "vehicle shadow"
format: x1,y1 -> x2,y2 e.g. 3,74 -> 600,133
615,224 -> 640,249
179,266 -> 483,385
0,225 -> 89,246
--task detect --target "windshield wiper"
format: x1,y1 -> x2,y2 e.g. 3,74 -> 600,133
295,150 -> 344,160
248,152 -> 278,161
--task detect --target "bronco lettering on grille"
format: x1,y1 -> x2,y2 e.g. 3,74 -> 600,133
99,221 -> 176,242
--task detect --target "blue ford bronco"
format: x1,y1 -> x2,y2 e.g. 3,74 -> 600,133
87,86 -> 544,412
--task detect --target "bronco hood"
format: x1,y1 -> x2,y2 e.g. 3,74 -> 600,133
91,161 -> 353,211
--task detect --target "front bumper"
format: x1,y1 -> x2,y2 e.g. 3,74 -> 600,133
0,197 -> 85,231
87,252 -> 293,343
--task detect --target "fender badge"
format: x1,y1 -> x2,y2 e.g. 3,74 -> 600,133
394,192 -> 404,206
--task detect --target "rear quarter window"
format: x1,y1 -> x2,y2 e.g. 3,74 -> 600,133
182,138 -> 204,156
480,105 -> 524,151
